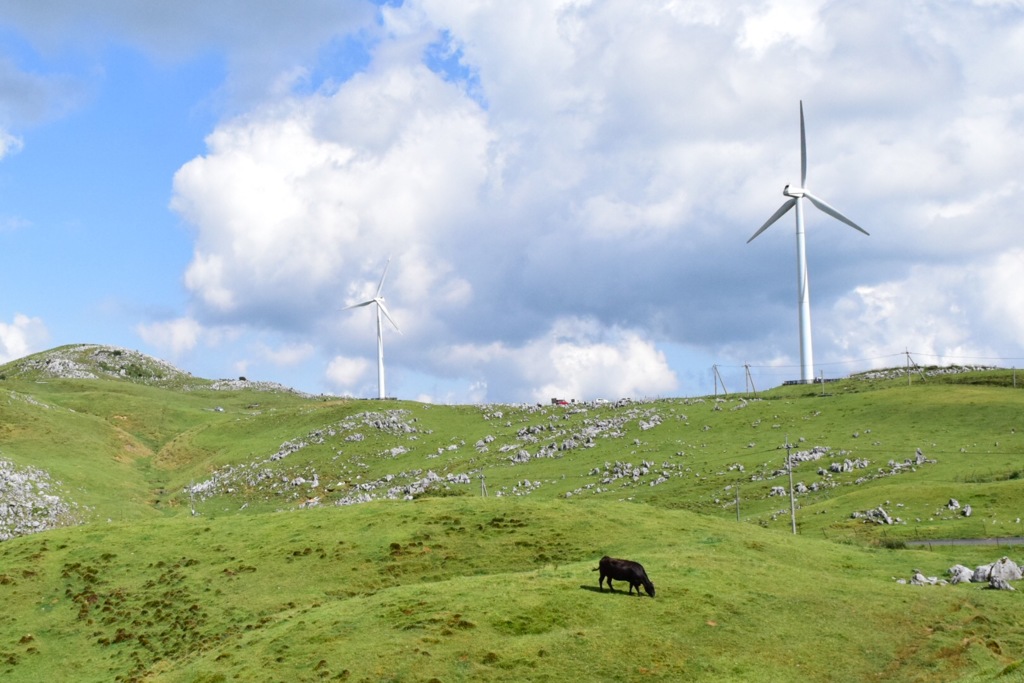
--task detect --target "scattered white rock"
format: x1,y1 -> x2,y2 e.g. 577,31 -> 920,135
0,458 -> 83,539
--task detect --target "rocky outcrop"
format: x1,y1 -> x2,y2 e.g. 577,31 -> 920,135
2,344 -> 191,385
901,557 -> 1021,590
0,458 -> 83,540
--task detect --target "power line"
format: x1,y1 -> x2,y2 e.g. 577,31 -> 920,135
716,350 -> 1024,371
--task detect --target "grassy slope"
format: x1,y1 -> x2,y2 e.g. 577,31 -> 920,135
2,499 -> 1021,683
2,377 -> 322,520
2,352 -> 1024,681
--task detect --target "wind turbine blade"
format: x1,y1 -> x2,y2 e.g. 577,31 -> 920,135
375,257 -> 392,297
804,192 -> 870,235
344,300 -> 375,310
747,198 -> 797,243
799,100 -> 807,187
376,299 -> 402,334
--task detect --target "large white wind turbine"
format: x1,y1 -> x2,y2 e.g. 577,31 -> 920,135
747,101 -> 869,384
345,258 -> 401,399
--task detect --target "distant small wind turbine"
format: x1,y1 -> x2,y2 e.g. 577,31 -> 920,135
747,101 -> 869,384
345,258 -> 401,399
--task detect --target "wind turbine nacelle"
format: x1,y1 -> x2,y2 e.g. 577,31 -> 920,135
783,184 -> 806,198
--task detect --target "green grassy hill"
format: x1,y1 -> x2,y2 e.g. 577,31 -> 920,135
2,345 -> 1024,682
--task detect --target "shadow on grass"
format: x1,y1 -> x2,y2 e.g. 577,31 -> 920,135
579,585 -> 650,598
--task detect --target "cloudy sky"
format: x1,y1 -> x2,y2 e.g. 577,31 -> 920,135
1,0 -> 1023,403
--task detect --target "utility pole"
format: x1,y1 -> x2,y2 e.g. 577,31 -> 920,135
713,365 -> 728,397
905,349 -> 925,386
744,364 -> 757,397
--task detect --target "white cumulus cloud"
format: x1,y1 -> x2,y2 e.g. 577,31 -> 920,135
439,317 -> 678,403
143,0 -> 1024,400
0,314 -> 49,363
136,317 -> 202,356
822,248 -> 1024,367
325,355 -> 371,394
0,129 -> 22,159
171,61 -> 492,328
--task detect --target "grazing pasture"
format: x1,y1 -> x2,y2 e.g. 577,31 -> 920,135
1,346 -> 1024,681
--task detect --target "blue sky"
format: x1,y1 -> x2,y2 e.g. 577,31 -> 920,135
2,0 -> 1024,403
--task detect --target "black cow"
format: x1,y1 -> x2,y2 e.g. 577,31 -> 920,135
593,556 -> 655,597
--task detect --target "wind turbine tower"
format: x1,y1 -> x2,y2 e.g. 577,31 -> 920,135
345,258 -> 401,399
747,101 -> 869,384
